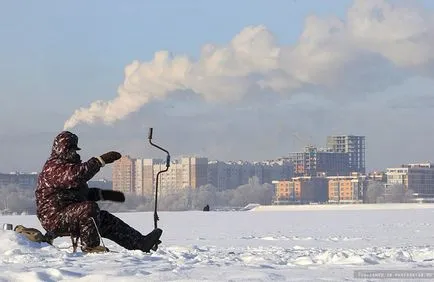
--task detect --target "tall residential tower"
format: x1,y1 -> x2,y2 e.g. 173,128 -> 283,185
326,135 -> 366,174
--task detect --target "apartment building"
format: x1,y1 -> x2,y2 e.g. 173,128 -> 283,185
327,174 -> 366,203
113,154 -> 294,195
208,159 -> 293,190
367,171 -> 386,182
184,157 -> 208,189
273,173 -> 366,204
326,135 -> 366,174
0,172 -> 38,189
207,161 -> 239,191
274,180 -> 293,202
266,158 -> 295,183
273,177 -> 328,204
288,146 -> 350,177
112,155 -> 135,194
386,163 -> 434,198
134,158 -> 146,196
113,156 -> 208,196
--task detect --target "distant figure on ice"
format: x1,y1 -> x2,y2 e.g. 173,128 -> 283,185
35,131 -> 162,253
203,204 -> 210,211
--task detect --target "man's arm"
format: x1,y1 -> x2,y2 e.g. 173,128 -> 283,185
43,151 -> 121,189
45,158 -> 102,188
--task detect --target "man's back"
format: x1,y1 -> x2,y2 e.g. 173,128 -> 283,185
35,131 -> 102,228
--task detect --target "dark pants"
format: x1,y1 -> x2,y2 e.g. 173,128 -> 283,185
49,201 -> 144,249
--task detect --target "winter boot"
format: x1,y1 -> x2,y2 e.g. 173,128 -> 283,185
14,225 -> 51,244
140,228 -> 163,253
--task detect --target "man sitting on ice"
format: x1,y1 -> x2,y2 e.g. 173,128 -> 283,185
34,131 -> 162,253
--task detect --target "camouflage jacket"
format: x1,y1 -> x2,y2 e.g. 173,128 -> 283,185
35,131 -> 103,229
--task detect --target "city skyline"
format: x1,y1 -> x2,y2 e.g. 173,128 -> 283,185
2,133 -> 434,204
4,156 -> 434,205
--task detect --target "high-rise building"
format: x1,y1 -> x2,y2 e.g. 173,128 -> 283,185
326,135 -> 366,173
114,155 -> 294,195
134,159 -> 145,196
112,155 -> 135,194
142,158 -> 156,196
114,156 -> 209,196
147,157 -> 208,195
207,159 -> 293,190
182,157 -> 208,189
288,146 -> 350,177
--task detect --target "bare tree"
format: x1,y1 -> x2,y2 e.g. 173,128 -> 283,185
0,184 -> 36,214
365,181 -> 385,203
404,188 -> 415,203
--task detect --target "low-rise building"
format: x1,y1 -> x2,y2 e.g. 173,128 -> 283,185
0,172 -> 38,189
273,177 -> 328,204
327,174 -> 366,204
386,163 -> 434,198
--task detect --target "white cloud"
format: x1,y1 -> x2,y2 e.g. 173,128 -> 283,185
64,0 -> 434,130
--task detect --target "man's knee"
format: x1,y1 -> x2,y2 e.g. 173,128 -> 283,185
99,210 -> 115,225
99,210 -> 109,217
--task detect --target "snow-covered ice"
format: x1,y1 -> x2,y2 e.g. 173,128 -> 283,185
1,203 -> 434,281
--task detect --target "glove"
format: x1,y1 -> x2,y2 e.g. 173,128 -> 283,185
97,151 -> 121,166
99,190 -> 125,202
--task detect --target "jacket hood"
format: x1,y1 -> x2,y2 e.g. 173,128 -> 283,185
51,131 -> 81,158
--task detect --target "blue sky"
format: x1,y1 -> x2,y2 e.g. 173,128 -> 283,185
0,0 -> 353,119
1,0 -> 434,176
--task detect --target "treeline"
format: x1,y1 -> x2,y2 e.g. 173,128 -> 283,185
364,181 -> 414,203
0,179 -> 419,216
0,177 -> 274,215
99,177 -> 275,212
0,184 -> 36,215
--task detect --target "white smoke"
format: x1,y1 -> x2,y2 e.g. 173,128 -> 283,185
64,0 -> 434,130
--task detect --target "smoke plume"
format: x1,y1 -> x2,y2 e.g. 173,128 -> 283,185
64,0 -> 434,130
